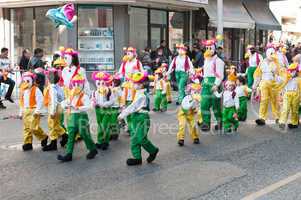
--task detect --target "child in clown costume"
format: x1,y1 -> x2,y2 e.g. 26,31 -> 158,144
200,39 -> 225,132
118,72 -> 159,166
57,74 -> 97,162
244,45 -> 263,89
153,67 -> 168,112
252,46 -> 281,126
177,83 -> 201,146
109,74 -> 123,140
61,48 -> 90,99
118,47 -> 144,81
222,75 -> 240,133
235,75 -> 250,121
121,78 -> 136,134
160,63 -> 173,103
91,72 -> 114,150
279,63 -> 301,130
19,72 -> 48,151
43,68 -> 68,151
167,44 -> 195,105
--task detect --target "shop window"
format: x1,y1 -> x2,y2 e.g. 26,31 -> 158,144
150,10 -> 167,49
78,6 -> 114,71
35,6 -> 69,63
129,7 -> 148,55
11,8 -> 34,64
169,12 -> 184,52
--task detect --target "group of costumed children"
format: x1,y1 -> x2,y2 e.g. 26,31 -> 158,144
18,39 -> 301,165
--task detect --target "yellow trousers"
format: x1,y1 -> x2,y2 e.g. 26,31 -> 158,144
259,80 -> 280,120
279,91 -> 300,125
197,110 -> 203,124
177,109 -> 199,141
166,81 -> 172,102
23,109 -> 48,144
48,106 -> 65,141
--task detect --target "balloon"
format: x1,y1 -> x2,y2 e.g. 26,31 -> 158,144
46,3 -> 76,29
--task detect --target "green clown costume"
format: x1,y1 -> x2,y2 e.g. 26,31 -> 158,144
222,80 -> 240,132
57,74 -> 97,162
167,44 -> 194,104
118,72 -> 159,166
153,75 -> 168,111
245,45 -> 263,88
235,85 -> 250,121
200,39 -> 225,131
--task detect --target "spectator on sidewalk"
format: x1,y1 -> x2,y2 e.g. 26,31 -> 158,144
28,48 -> 46,92
19,48 -> 31,74
154,48 -> 168,71
159,40 -> 172,59
192,44 -> 204,68
0,47 -> 15,108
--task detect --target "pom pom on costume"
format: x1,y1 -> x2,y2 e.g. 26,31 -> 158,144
131,72 -> 148,84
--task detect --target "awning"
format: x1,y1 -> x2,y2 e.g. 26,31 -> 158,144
242,0 -> 281,30
0,0 -> 207,8
203,0 -> 255,29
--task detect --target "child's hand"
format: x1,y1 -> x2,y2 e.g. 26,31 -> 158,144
233,113 -> 238,119
117,115 -> 123,121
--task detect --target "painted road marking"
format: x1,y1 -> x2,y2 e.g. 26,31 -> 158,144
241,172 -> 301,200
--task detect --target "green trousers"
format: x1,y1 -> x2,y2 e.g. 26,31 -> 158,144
201,77 -> 222,126
222,107 -> 239,132
60,112 -> 66,131
175,71 -> 188,103
247,66 -> 256,89
238,96 -> 248,121
154,90 -> 168,111
125,101 -> 133,135
95,107 -> 111,144
129,113 -> 158,159
110,107 -> 120,136
66,113 -> 96,154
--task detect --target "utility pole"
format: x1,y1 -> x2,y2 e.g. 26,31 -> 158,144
217,0 -> 223,46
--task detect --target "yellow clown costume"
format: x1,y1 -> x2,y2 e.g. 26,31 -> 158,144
42,68 -> 68,151
253,46 -> 281,125
177,83 -> 201,146
279,63 -> 301,129
19,72 -> 48,151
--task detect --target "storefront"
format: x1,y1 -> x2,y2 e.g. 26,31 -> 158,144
202,0 -> 255,63
0,0 -> 208,71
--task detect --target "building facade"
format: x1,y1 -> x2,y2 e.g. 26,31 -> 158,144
0,0 -> 280,71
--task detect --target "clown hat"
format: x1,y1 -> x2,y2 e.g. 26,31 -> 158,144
287,63 -> 298,72
92,71 -> 109,81
71,73 -> 85,85
155,67 -> 163,74
201,39 -> 217,47
64,48 -> 78,56
131,72 -> 148,83
189,83 -> 201,92
104,74 -> 113,85
228,73 -> 237,83
53,58 -> 67,68
126,47 -> 137,53
176,44 -> 187,50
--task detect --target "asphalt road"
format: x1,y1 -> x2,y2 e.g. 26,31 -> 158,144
0,96 -> 301,200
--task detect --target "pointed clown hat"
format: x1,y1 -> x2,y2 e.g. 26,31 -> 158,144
131,72 -> 148,83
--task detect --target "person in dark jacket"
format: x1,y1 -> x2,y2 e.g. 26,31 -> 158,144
28,48 -> 46,92
192,44 -> 204,68
19,49 -> 31,74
